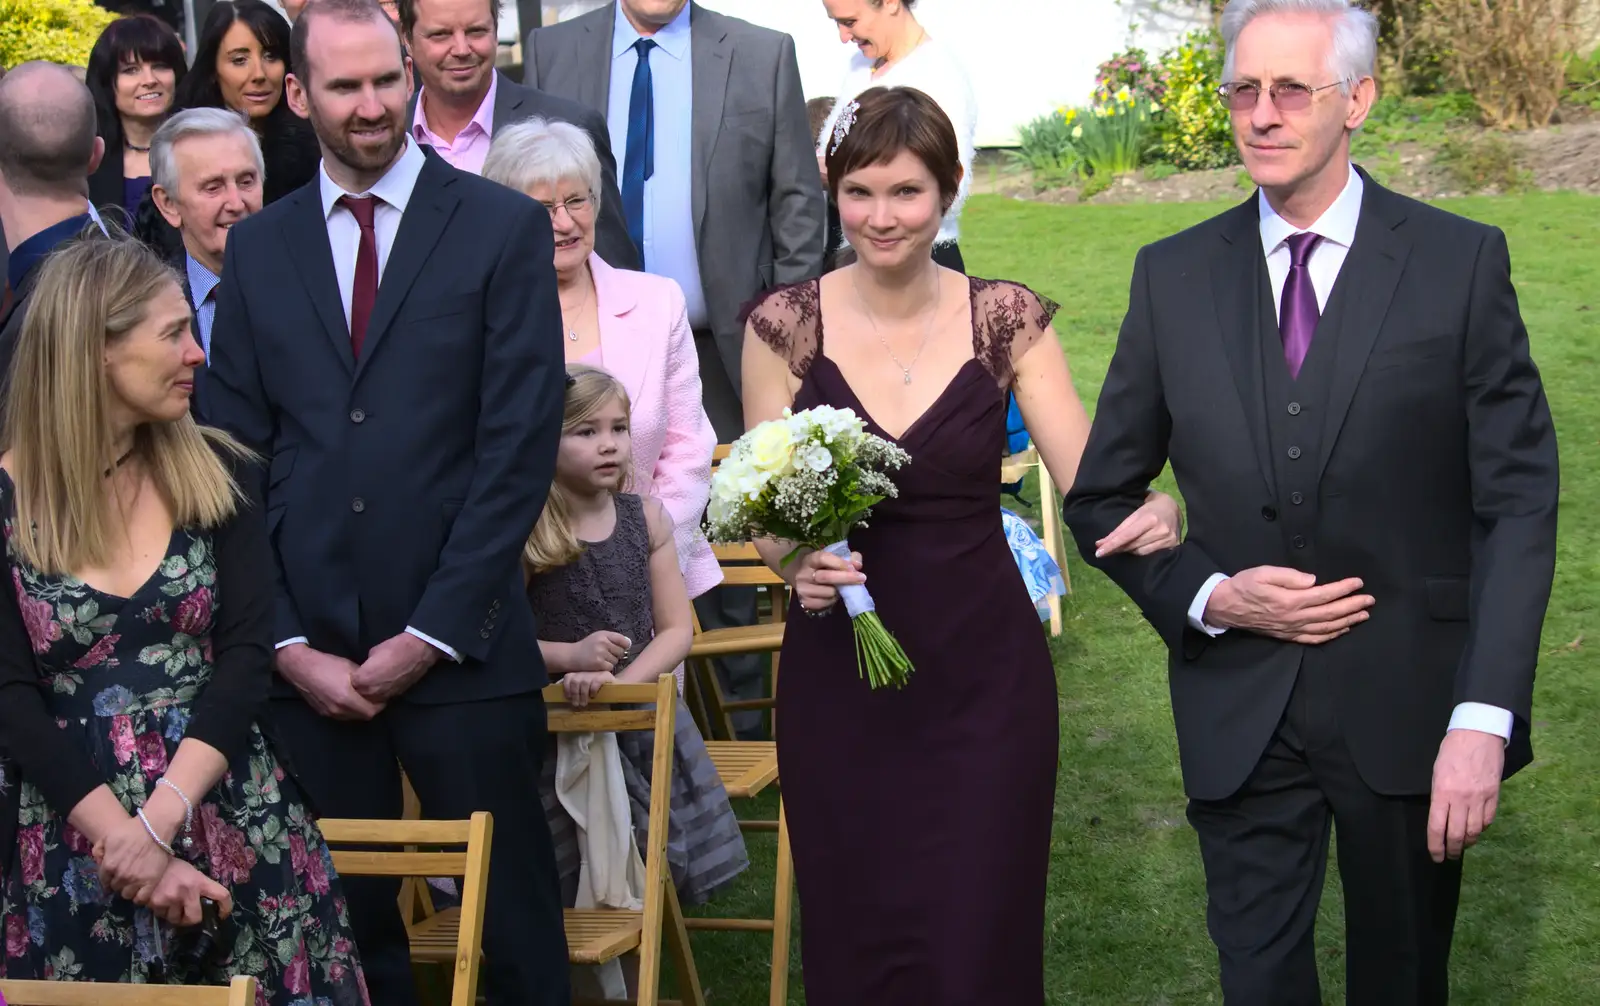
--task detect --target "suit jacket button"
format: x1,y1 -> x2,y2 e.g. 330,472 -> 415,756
1261,506 -> 1277,521
1286,446 -> 1302,460
1292,535 -> 1307,548
1287,402 -> 1301,416
480,629 -> 491,639
1290,492 -> 1305,505
350,408 -> 366,423
351,498 -> 365,513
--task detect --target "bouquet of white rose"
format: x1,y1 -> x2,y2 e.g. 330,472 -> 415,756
704,406 -> 915,689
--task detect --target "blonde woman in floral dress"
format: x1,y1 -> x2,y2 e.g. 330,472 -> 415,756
0,237 -> 367,1002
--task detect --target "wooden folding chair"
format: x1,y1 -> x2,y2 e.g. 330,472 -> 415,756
543,677 -> 705,1006
1000,446 -> 1071,636
687,745 -> 796,1006
317,812 -> 494,1006
0,978 -> 257,1005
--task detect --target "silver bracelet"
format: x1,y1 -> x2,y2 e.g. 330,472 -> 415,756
155,778 -> 196,852
135,807 -> 176,857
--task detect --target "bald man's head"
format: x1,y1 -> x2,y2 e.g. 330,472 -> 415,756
0,61 -> 99,199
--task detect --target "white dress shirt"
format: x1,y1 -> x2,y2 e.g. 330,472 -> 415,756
275,138 -> 462,663
1186,163 -> 1511,741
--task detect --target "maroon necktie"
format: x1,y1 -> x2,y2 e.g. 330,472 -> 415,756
1279,231 -> 1324,380
339,194 -> 380,358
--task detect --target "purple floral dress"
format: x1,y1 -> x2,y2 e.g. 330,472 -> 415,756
0,482 -> 369,1004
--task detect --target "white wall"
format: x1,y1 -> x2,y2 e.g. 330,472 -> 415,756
518,1 -> 1212,147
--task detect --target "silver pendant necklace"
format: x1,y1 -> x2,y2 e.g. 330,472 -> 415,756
854,266 -> 941,384
561,277 -> 593,343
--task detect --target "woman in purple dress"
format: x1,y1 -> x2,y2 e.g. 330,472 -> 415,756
739,86 -> 1183,1004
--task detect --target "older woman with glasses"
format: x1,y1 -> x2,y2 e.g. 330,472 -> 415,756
484,117 -> 720,603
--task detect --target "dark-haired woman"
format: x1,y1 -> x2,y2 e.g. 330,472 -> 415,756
742,86 -> 1184,1004
172,0 -> 320,206
817,0 -> 976,272
86,15 -> 187,223
128,0 -> 318,260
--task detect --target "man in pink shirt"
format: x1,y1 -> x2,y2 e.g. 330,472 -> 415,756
400,0 -> 639,267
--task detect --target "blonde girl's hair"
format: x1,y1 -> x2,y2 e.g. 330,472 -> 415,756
3,232 -> 252,575
523,364 -> 633,573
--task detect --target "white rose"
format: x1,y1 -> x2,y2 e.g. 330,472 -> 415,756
747,419 -> 798,475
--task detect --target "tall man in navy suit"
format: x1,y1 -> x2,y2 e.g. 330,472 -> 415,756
203,0 -> 570,1002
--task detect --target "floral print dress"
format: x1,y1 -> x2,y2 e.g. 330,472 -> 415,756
0,473 -> 368,1003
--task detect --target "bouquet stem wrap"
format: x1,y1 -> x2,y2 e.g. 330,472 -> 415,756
823,540 -> 913,689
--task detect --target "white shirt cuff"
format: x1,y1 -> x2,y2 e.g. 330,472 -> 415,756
275,636 -> 309,650
1187,573 -> 1230,637
1447,702 -> 1513,743
406,626 -> 462,663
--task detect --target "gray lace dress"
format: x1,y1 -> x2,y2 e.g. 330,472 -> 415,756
526,494 -> 747,906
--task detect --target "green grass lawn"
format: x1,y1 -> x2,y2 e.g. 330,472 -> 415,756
680,192 -> 1600,1004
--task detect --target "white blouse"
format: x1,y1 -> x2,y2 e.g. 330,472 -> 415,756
817,37 -> 979,250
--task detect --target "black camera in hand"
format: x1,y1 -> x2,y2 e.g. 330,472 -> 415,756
171,897 -> 235,973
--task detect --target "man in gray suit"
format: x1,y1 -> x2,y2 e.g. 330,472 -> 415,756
524,0 -> 824,441
402,0 -> 639,268
526,0 -> 824,740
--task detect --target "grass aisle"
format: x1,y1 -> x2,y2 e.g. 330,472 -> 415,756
684,192 -> 1599,1004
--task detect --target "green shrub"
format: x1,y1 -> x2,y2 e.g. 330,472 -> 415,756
1156,29 -> 1238,171
1074,95 -> 1156,179
1565,50 -> 1600,110
1435,133 -> 1532,192
0,0 -> 117,68
1144,162 -> 1179,181
1011,110 -> 1085,186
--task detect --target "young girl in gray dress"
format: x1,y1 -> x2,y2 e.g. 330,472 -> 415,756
524,365 -> 747,908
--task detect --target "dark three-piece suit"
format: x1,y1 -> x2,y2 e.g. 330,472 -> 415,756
1064,169 -> 1559,1004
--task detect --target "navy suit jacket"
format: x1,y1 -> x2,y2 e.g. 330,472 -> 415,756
203,150 -> 564,704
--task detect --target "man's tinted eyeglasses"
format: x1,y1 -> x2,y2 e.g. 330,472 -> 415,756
1217,80 -> 1344,112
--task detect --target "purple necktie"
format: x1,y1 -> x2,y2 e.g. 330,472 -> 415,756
1279,231 -> 1324,380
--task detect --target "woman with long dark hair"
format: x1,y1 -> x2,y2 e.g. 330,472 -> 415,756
85,15 -> 187,221
172,0 -> 320,205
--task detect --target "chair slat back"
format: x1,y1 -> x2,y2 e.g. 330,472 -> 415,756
0,977 -> 256,1005
317,812 -> 493,1006
541,674 -> 679,999
541,679 -> 675,736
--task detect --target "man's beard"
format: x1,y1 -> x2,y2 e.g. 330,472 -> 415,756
310,103 -> 405,176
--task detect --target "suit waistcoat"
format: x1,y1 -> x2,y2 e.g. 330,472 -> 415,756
1257,249 -> 1353,575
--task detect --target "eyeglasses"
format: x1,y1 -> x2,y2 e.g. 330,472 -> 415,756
539,194 -> 593,220
1216,80 -> 1344,112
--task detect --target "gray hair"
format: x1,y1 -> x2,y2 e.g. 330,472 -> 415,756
1219,0 -> 1379,92
482,117 -> 603,212
150,107 -> 265,194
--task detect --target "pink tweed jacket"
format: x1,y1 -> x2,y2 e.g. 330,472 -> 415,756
589,254 -> 722,599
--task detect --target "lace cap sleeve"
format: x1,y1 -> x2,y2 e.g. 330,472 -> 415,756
739,280 -> 823,380
971,279 -> 1062,389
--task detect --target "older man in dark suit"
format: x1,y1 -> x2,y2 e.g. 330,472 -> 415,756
402,0 -> 637,269
203,0 -> 571,1002
1063,1 -> 1558,1002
